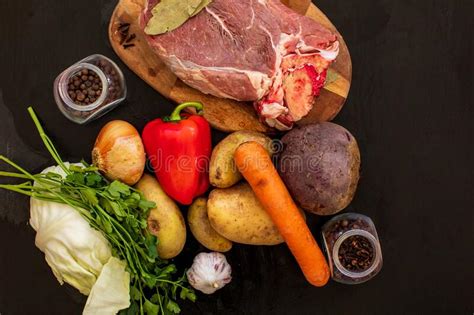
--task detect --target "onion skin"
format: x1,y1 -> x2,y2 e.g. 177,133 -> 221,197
92,120 -> 146,186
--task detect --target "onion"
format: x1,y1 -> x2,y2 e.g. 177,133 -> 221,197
92,120 -> 145,186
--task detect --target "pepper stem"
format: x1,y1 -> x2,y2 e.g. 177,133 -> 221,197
168,102 -> 203,121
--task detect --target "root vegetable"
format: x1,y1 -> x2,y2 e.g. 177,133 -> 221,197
135,174 -> 186,259
209,131 -> 273,188
278,122 -> 360,215
234,141 -> 330,287
188,198 -> 233,252
208,183 -> 285,246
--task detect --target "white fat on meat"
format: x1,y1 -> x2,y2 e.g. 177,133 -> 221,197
265,118 -> 292,131
257,31 -> 338,129
260,102 -> 288,118
141,0 -> 339,129
296,40 -> 339,61
163,55 -> 273,100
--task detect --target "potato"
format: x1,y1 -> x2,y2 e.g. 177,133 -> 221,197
278,122 -> 360,215
188,197 -> 233,252
207,183 -> 284,245
135,174 -> 186,259
210,131 -> 273,188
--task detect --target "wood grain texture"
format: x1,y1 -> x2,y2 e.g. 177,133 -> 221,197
108,0 -> 352,133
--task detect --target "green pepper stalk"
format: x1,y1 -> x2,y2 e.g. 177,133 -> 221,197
164,102 -> 204,122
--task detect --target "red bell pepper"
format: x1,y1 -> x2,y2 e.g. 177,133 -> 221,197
142,102 -> 211,205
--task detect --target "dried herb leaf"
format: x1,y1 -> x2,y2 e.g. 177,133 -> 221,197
190,0 -> 212,17
325,69 -> 339,86
145,0 -> 213,35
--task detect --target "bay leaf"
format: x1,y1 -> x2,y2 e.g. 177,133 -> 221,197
191,0 -> 213,17
145,0 -> 213,35
324,68 -> 339,86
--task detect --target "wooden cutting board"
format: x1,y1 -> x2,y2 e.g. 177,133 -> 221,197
108,0 -> 352,133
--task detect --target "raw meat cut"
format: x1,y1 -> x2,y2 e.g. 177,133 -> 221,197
140,0 -> 339,130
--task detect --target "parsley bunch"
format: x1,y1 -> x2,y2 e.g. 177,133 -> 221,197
0,107 -> 196,315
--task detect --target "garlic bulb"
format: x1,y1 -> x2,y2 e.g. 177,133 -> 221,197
187,252 -> 232,294
92,120 -> 146,186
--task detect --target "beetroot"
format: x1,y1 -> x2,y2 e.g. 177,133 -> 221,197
278,122 -> 361,215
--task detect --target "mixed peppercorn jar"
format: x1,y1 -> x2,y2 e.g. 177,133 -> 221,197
321,213 -> 383,284
54,54 -> 126,124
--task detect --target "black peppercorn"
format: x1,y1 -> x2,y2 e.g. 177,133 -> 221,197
66,68 -> 103,106
55,55 -> 127,124
76,92 -> 85,101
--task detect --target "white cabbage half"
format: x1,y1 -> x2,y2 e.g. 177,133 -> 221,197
29,164 -> 130,314
83,257 -> 131,315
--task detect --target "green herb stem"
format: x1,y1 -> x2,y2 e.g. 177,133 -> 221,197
27,107 -> 69,174
0,171 -> 31,179
0,107 -> 195,315
0,156 -> 37,181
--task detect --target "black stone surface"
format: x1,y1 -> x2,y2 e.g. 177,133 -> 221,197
0,0 -> 472,314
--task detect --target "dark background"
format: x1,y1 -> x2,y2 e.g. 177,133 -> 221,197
0,0 -> 472,314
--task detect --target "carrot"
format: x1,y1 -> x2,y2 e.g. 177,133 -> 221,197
234,141 -> 330,287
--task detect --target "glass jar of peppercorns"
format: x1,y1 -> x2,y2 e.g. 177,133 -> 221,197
321,213 -> 383,284
54,54 -> 126,124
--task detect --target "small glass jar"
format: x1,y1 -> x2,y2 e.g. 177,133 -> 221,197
54,54 -> 126,124
321,213 -> 383,284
